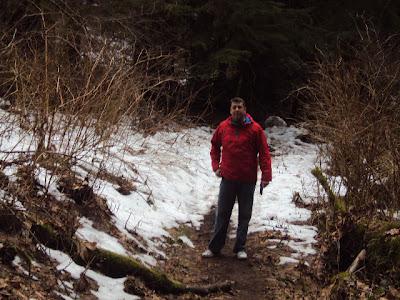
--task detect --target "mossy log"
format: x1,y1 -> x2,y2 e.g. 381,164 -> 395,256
31,223 -> 234,295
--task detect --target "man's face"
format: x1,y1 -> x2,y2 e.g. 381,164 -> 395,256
230,102 -> 246,121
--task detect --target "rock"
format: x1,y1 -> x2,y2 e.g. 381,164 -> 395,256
0,98 -> 11,110
116,185 -> 131,196
264,116 -> 287,128
0,244 -> 17,265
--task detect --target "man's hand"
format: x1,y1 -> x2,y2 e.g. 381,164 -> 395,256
261,181 -> 270,188
260,181 -> 270,195
215,169 -> 222,177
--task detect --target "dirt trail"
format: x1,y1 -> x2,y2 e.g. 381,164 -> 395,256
161,207 -> 322,299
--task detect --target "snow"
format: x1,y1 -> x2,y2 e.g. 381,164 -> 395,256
178,235 -> 195,248
35,167 -> 71,201
76,217 -> 128,255
2,164 -> 18,182
12,256 -> 39,280
279,256 -> 299,265
78,123 -> 319,262
0,189 -> 25,210
1,106 -> 323,298
74,126 -> 220,258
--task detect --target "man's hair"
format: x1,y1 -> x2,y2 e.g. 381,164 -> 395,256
230,97 -> 246,106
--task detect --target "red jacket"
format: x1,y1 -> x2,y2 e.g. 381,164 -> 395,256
210,114 -> 272,183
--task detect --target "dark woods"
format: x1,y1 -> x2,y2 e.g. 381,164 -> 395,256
1,0 -> 400,123
158,0 -> 400,121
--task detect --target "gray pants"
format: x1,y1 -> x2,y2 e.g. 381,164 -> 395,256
208,178 -> 256,253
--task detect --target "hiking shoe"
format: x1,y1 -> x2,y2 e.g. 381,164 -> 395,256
201,249 -> 216,258
237,250 -> 247,260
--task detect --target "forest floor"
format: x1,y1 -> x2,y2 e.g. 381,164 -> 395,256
161,208 -> 322,300
0,204 -> 323,300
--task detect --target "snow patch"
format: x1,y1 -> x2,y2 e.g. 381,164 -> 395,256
279,256 -> 299,265
76,218 -> 128,256
45,247 -> 140,300
178,235 -> 195,248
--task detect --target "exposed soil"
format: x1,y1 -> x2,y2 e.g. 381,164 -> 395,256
160,208 -> 322,299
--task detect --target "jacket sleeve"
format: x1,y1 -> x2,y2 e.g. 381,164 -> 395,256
210,125 -> 222,172
257,127 -> 272,182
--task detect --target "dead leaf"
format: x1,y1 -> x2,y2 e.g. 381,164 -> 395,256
388,286 -> 400,298
0,278 -> 7,289
385,228 -> 400,236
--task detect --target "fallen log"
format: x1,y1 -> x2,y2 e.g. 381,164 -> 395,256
31,223 -> 234,296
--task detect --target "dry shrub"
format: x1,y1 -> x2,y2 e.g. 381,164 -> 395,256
0,1 -> 194,197
304,28 -> 400,218
0,2 -> 192,162
303,29 -> 400,292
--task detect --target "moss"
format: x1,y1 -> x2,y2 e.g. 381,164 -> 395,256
91,248 -> 145,277
363,221 -> 400,286
90,248 -> 184,294
335,271 -> 350,281
329,271 -> 353,299
334,197 -> 347,213
367,235 -> 400,272
380,220 -> 400,231
41,223 -> 55,235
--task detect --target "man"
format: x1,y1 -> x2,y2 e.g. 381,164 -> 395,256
202,97 -> 272,260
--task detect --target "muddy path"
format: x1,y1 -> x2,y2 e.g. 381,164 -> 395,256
160,207 -> 322,299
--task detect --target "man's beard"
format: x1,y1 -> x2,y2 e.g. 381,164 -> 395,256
232,113 -> 244,122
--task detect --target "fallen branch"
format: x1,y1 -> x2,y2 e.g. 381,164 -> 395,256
346,249 -> 366,274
